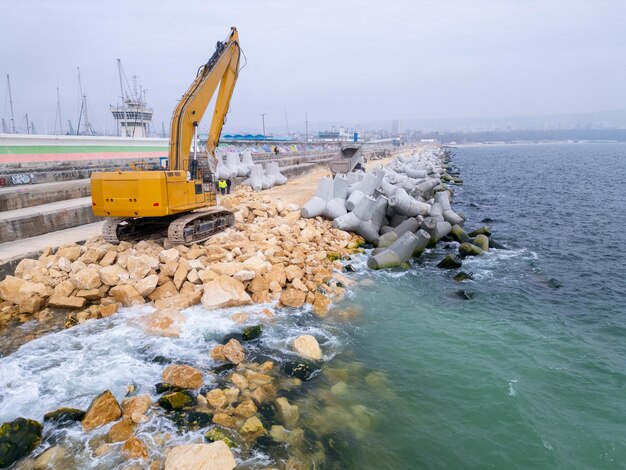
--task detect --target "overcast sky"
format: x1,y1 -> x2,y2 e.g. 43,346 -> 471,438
1,0 -> 625,135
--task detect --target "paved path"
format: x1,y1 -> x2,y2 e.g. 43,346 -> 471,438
0,197 -> 92,221
0,222 -> 104,264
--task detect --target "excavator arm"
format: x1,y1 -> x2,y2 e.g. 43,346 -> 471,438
169,27 -> 241,171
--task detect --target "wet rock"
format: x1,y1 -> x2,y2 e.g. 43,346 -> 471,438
122,395 -> 151,418
242,325 -> 262,341
312,292 -> 331,316
141,308 -> 184,337
0,417 -> 42,468
240,416 -> 265,434
162,364 -> 203,389
292,335 -> 322,361
280,288 -> 306,308
122,436 -> 148,460
222,339 -> 245,364
110,285 -> 145,307
437,254 -> 462,269
344,264 -> 356,272
155,382 -> 180,394
158,391 -> 196,411
212,413 -> 237,428
205,428 -> 237,448
33,445 -> 67,469
43,407 -> 85,427
107,418 -> 136,443
270,425 -> 305,447
82,390 -> 122,431
212,363 -> 236,376
201,276 -> 252,310
233,399 -> 257,418
284,360 -> 317,381
206,389 -> 228,409
131,413 -> 149,424
164,442 -> 236,470
100,302 -> 119,317
169,411 -> 213,431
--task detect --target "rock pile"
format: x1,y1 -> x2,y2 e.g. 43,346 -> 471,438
0,186 -> 362,333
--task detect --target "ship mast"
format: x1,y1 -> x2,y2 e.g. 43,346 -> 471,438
6,74 -> 16,133
117,59 -> 128,137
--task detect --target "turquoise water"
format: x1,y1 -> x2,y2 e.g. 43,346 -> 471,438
331,143 -> 626,469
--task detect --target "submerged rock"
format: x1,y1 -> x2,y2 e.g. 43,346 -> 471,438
43,407 -> 85,427
169,411 -> 213,431
284,360 -> 317,381
222,338 -> 245,364
205,428 -> 238,448
164,442 -> 236,470
242,325 -> 262,341
0,417 -> 42,468
159,391 -> 196,411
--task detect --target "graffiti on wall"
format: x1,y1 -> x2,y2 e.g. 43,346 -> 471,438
10,173 -> 36,185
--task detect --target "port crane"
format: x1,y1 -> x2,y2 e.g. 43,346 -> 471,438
91,27 -> 241,244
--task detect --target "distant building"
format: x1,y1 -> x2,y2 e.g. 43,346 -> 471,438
391,120 -> 400,135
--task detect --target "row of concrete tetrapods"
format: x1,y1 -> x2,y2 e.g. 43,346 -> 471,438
301,146 -> 502,270
215,150 -> 288,191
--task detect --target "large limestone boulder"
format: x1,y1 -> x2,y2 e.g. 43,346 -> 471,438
141,308 -> 185,337
82,390 -> 122,431
292,335 -> 322,361
70,268 -> 101,290
99,265 -> 130,286
159,248 -> 180,264
134,274 -> 159,297
122,395 -> 151,418
201,276 -> 252,310
164,442 -> 236,470
211,262 -> 245,277
127,254 -> 158,280
0,276 -> 26,304
110,285 -> 145,307
56,246 -> 82,262
284,265 -> 304,282
242,255 -> 270,275
48,295 -> 86,309
280,288 -> 306,308
162,364 -> 203,389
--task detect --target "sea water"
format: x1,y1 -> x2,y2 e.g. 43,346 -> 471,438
0,143 -> 624,469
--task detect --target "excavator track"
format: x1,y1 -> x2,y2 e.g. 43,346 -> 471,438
167,207 -> 235,245
102,208 -> 234,245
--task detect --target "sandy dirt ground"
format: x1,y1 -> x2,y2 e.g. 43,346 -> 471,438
261,147 -> 418,207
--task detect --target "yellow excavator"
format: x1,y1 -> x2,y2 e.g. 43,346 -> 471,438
91,27 -> 241,245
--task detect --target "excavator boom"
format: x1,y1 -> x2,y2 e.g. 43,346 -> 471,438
170,27 -> 240,171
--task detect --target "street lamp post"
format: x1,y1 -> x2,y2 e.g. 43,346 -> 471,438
259,113 -> 267,137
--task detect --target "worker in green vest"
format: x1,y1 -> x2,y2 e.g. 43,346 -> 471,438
218,179 -> 227,195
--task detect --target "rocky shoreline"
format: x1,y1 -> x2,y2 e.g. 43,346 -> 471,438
0,145 -> 501,469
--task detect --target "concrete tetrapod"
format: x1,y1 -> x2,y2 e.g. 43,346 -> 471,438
325,175 -> 348,219
352,196 -> 388,243
333,195 -> 376,234
473,234 -> 490,251
376,217 -> 420,248
367,231 -> 420,270
412,229 -> 431,257
404,167 -> 428,179
241,151 -> 255,173
388,188 -> 431,217
345,172 -> 382,211
247,165 -> 264,192
450,224 -> 471,243
302,176 -> 333,218
459,242 -> 483,257
265,161 -> 288,185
